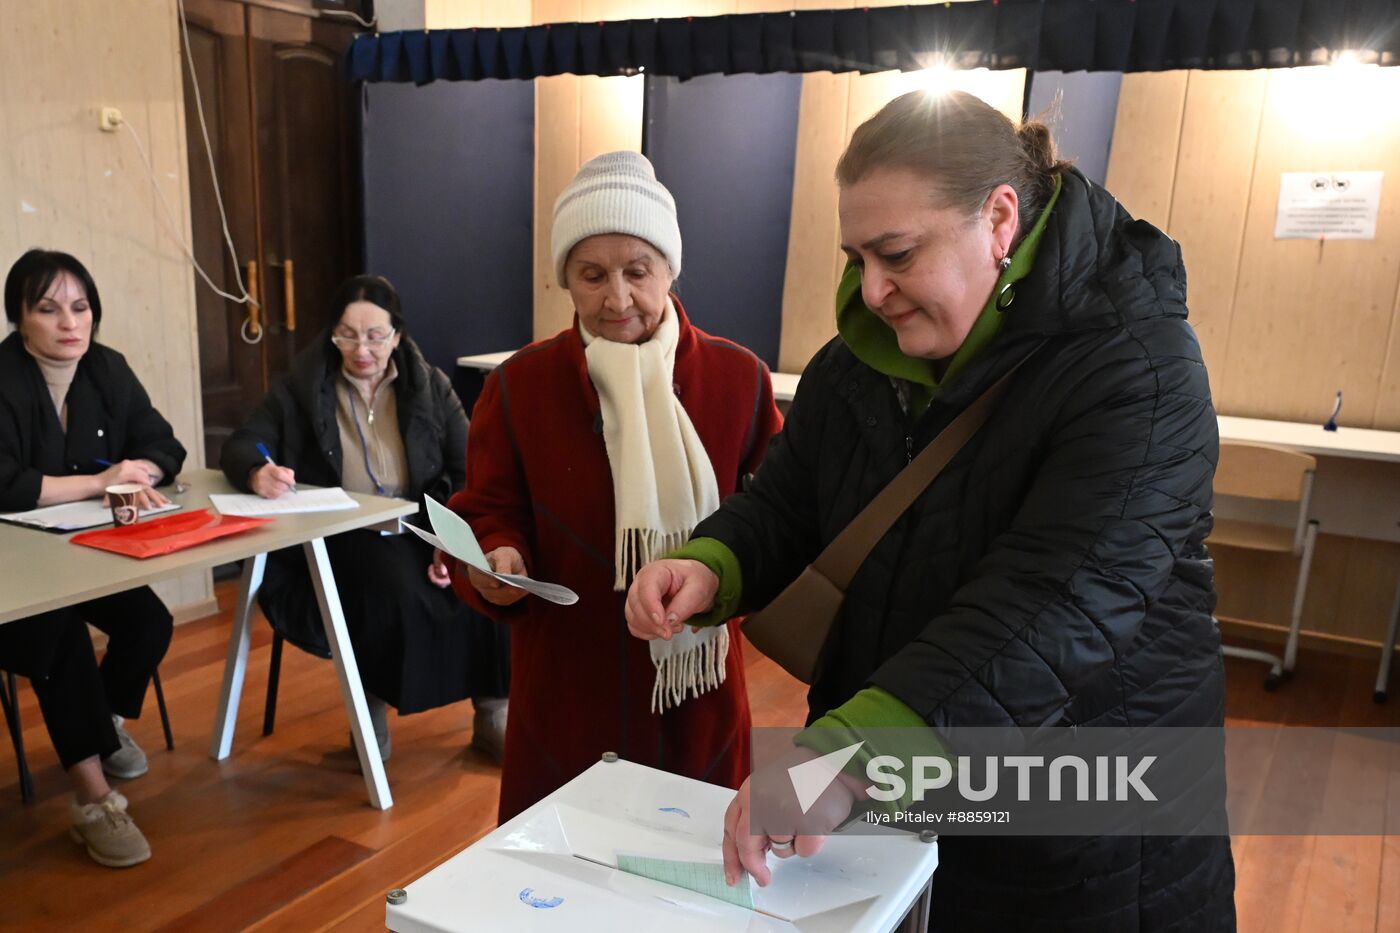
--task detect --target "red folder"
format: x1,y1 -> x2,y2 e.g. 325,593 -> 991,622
70,508 -> 271,559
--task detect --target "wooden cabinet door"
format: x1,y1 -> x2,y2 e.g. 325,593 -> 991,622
182,0 -> 263,468
248,5 -> 361,378
183,0 -> 361,467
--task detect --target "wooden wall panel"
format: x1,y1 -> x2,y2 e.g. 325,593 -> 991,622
777,71 -> 851,373
1374,253 -> 1400,428
0,0 -> 211,615
1218,66 -> 1400,429
1215,534 -> 1400,647
1166,70 -> 1268,395
1103,70 -> 1188,230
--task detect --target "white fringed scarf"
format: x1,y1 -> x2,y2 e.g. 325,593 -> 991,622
580,300 -> 729,713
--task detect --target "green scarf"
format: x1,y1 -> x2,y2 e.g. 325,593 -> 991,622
835,175 -> 1062,413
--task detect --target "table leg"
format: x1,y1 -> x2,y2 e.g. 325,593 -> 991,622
210,553 -> 266,760
303,537 -> 393,810
1374,576 -> 1400,703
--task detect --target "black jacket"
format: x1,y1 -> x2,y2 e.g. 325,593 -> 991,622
696,170 -> 1234,931
220,334 -> 466,520
0,332 -> 186,511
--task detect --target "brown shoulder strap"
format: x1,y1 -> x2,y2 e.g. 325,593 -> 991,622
813,346 -> 1041,589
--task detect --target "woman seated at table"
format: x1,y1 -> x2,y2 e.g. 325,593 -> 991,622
0,248 -> 185,868
220,274 -> 509,761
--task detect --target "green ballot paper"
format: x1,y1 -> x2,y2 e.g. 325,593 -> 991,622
615,853 -> 754,910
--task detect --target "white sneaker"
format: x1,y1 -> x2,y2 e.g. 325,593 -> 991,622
101,715 -> 148,780
69,790 -> 151,868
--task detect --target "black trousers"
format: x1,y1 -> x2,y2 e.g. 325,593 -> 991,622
0,586 -> 172,770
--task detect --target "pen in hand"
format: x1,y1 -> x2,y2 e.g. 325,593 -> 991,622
255,442 -> 298,493
95,458 -> 160,485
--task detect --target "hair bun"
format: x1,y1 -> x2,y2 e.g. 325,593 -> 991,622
1017,121 -> 1069,175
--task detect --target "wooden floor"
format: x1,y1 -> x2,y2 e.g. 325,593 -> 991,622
2,584 -> 1400,931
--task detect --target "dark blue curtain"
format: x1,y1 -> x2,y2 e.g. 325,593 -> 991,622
644,73 -> 802,370
348,1 -> 1400,85
361,80 -> 534,392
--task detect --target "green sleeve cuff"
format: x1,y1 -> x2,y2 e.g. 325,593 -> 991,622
794,687 -> 949,817
665,537 -> 743,627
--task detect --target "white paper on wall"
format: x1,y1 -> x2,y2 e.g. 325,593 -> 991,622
1275,171 -> 1384,240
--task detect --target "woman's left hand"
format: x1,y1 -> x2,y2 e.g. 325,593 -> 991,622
427,551 -> 452,588
722,746 -> 860,888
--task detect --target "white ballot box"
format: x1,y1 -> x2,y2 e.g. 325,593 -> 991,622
385,757 -> 938,932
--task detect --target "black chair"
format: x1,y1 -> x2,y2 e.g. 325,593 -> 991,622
0,669 -> 173,803
263,631 -> 285,736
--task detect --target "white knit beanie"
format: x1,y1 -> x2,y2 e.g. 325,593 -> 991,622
551,151 -> 682,287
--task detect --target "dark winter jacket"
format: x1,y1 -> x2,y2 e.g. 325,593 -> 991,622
0,332 -> 185,511
693,169 -> 1235,931
220,333 -> 466,521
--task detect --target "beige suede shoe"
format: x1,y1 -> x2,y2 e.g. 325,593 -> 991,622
69,790 -> 151,868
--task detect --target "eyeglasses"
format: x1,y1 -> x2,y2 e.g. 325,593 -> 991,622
331,329 -> 396,350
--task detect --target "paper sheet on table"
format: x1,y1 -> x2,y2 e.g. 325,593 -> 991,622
209,487 -> 359,516
412,497 -> 579,605
616,854 -> 754,910
0,499 -> 181,532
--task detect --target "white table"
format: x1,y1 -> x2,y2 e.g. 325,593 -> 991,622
385,757 -> 938,932
0,468 -> 416,809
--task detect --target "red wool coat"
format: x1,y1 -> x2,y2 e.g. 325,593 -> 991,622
449,299 -> 783,822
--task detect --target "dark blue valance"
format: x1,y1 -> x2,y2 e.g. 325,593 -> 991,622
347,0 -> 1400,84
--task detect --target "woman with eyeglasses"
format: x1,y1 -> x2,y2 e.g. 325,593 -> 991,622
220,275 -> 509,762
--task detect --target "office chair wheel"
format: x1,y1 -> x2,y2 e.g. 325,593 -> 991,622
1264,672 -> 1282,691
1376,690 -> 1388,704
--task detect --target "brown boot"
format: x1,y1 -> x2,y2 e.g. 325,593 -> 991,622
470,697 -> 507,762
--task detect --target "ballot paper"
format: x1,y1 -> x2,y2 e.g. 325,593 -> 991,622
0,498 -> 181,532
616,854 -> 753,910
407,497 -> 579,605
209,487 -> 359,516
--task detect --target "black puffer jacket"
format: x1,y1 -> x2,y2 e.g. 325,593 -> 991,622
696,169 -> 1235,931
220,334 -> 465,517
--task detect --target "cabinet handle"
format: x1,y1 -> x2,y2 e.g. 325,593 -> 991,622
241,260 -> 263,344
283,258 -> 296,332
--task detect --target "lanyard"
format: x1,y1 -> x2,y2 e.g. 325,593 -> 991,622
345,387 -> 386,495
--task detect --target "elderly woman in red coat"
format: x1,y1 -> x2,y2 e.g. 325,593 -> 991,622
449,151 -> 782,821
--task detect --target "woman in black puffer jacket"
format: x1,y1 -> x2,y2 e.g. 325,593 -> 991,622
628,90 -> 1235,931
221,275 -> 508,761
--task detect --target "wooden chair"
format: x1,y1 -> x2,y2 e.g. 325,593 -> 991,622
1209,441 -> 1319,689
0,668 -> 173,803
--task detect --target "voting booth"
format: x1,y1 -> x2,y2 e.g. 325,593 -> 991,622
385,757 -> 938,932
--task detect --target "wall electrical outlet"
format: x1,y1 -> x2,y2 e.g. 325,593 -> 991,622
99,107 -> 123,132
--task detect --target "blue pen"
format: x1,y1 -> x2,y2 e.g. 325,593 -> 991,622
255,442 -> 297,493
96,458 -> 161,485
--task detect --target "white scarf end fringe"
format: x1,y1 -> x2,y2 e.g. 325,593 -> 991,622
651,625 -> 730,714
613,527 -> 694,592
